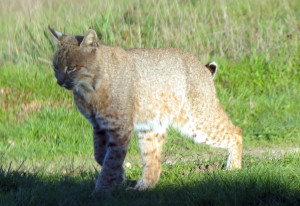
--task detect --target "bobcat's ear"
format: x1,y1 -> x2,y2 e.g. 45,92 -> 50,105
205,61 -> 218,79
48,26 -> 63,45
80,29 -> 98,48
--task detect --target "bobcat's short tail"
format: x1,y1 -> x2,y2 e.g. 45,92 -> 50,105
205,61 -> 217,79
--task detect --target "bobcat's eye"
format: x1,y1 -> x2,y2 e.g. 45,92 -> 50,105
67,66 -> 77,74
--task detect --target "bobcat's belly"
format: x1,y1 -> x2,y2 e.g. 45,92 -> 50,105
134,91 -> 185,134
174,122 -> 209,144
134,118 -> 170,134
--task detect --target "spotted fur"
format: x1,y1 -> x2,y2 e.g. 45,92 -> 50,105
49,27 -> 243,191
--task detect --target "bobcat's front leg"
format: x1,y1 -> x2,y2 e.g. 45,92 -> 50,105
93,127 -> 109,166
94,129 -> 132,191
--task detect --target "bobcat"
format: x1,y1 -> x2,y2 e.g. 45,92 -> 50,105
49,27 -> 243,191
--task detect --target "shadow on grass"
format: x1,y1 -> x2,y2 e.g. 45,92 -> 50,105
0,167 -> 299,206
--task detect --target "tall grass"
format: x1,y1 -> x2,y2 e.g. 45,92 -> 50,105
0,0 -> 298,63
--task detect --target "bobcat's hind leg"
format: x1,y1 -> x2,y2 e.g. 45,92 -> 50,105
189,117 -> 243,170
225,128 -> 243,170
206,126 -> 243,170
135,130 -> 166,190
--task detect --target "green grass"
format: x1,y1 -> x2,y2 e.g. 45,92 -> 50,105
0,0 -> 299,205
1,154 -> 299,205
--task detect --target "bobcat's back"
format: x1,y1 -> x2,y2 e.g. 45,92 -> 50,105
126,48 -> 218,130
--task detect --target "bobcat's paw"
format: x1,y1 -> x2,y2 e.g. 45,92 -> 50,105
134,178 -> 156,191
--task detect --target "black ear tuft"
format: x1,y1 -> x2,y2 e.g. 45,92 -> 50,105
48,26 -> 63,45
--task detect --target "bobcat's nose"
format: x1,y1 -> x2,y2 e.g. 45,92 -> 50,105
57,80 -> 64,86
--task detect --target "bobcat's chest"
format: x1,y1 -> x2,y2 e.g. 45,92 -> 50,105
73,91 -> 95,124
73,90 -> 122,131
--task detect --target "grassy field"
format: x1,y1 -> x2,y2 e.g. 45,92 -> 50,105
0,0 -> 299,205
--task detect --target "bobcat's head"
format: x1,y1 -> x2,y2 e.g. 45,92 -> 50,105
49,27 -> 100,91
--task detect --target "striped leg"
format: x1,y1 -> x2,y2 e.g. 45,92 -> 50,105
135,130 -> 166,190
93,127 -> 109,166
94,130 -> 132,191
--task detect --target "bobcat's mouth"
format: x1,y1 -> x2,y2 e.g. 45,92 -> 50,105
62,84 -> 73,90
58,81 -> 73,90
